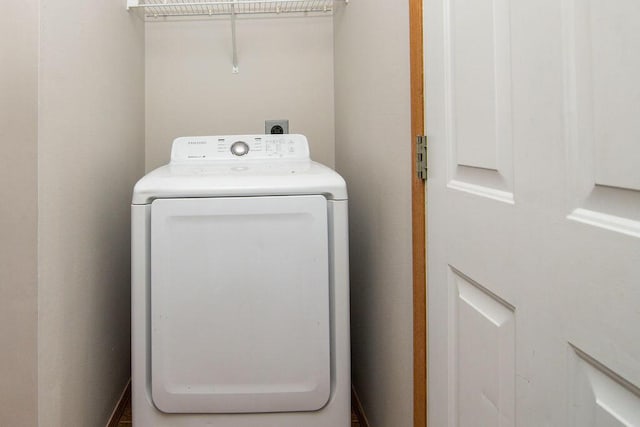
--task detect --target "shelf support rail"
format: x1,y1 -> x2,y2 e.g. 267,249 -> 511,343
230,0 -> 239,73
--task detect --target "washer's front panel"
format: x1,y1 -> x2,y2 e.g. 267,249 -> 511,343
150,195 -> 330,414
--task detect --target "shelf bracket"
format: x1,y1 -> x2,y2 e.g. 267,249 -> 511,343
231,0 -> 239,73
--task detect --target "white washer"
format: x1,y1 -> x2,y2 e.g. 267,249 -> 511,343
131,134 -> 350,426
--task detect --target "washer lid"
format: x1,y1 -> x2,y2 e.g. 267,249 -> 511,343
132,134 -> 347,204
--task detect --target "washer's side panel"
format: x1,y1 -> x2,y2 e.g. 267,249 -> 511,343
326,200 -> 352,418
131,204 -> 152,427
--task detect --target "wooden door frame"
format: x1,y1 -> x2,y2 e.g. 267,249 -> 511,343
409,0 -> 426,425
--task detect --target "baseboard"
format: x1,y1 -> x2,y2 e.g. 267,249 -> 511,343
351,385 -> 371,427
106,379 -> 131,427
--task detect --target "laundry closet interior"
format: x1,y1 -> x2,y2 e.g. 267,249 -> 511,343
1,1 -> 413,426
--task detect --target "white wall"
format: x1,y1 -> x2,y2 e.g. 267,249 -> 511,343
144,16 -> 335,171
37,1 -> 145,425
0,1 -> 39,425
334,1 -> 414,426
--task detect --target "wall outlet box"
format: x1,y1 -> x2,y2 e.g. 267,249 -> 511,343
265,119 -> 289,134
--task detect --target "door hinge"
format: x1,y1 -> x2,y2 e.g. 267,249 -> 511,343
416,135 -> 428,181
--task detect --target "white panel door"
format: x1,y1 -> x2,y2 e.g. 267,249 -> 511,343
150,195 -> 330,414
425,0 -> 640,425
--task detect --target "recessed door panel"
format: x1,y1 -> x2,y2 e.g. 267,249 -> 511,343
452,268 -> 515,427
150,195 -> 330,413
565,0 -> 640,237
570,346 -> 640,426
444,0 -> 514,203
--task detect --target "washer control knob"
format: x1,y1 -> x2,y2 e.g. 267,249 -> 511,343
230,141 -> 249,156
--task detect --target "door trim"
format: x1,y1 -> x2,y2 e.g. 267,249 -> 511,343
410,0 -> 427,425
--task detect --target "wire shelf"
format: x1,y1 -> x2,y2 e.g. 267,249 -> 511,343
126,0 -> 346,73
127,0 -> 340,18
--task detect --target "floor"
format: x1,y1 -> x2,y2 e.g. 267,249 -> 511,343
116,395 -> 363,426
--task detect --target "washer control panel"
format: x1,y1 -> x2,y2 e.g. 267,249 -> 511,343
170,134 -> 311,163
